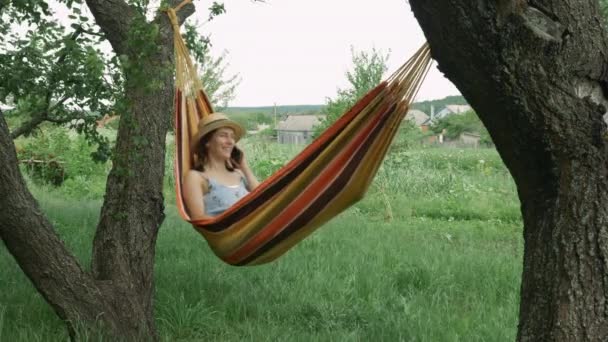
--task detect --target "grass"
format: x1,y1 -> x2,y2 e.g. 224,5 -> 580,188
0,145 -> 523,341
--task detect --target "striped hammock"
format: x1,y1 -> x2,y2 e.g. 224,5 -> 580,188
167,7 -> 432,266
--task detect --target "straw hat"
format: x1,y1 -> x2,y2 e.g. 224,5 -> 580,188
190,112 -> 245,150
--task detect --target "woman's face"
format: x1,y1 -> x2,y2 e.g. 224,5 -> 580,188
205,127 -> 236,160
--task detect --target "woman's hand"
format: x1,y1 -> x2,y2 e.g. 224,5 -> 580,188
231,149 -> 259,190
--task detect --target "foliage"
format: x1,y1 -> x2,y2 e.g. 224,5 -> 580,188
256,125 -> 277,141
1,0 -> 241,164
601,0 -> 608,27
314,47 -> 389,137
239,136 -> 301,179
0,0 -> 50,24
183,23 -> 240,109
16,126 -> 109,197
431,110 -> 492,146
390,119 -> 428,151
228,111 -> 274,131
0,1 -> 122,162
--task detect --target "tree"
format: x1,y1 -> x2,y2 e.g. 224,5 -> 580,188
409,1 -> 608,341
1,0 -> 237,163
0,0 -> 195,339
183,23 -> 240,109
314,46 -> 389,136
0,1 -> 122,161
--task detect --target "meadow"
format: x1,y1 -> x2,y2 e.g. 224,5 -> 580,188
0,133 -> 523,341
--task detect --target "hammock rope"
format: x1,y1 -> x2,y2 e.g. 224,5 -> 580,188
168,2 -> 432,266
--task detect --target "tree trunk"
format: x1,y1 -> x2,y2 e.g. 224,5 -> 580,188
0,0 -> 194,339
409,0 -> 608,340
0,110 -> 126,337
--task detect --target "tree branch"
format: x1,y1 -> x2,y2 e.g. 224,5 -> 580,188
80,27 -> 105,38
10,28 -> 87,140
84,0 -> 136,56
48,95 -> 70,112
9,93 -> 74,139
9,114 -> 46,139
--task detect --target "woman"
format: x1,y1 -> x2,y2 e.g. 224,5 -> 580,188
183,113 -> 259,220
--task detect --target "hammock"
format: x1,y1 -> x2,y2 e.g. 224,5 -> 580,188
167,6 -> 432,266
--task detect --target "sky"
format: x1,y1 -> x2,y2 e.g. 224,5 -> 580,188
191,0 -> 460,106
45,0 -> 461,107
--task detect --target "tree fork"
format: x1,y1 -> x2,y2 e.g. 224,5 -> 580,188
1,0 -> 195,339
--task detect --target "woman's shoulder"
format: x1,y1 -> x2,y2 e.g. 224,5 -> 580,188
185,169 -> 208,183
185,169 -> 211,193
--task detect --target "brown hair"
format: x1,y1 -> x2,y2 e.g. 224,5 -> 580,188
193,129 -> 236,172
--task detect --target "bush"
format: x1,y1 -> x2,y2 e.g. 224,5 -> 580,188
17,126 -> 110,197
431,110 -> 493,146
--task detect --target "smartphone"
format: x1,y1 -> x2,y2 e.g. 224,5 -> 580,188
231,146 -> 243,164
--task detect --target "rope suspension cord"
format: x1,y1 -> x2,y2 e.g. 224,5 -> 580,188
166,2 -> 432,265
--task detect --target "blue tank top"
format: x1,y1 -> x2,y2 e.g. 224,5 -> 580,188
203,177 -> 249,216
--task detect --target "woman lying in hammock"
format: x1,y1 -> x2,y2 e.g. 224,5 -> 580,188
183,113 -> 260,220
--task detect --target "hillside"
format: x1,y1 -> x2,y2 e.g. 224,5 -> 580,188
225,95 -> 467,118
225,105 -> 324,116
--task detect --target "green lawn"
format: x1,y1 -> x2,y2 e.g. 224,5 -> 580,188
0,146 -> 523,341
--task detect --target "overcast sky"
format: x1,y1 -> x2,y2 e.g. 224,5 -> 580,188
191,0 -> 460,106
45,0 -> 461,107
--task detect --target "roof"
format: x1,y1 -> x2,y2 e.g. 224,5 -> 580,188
405,109 -> 429,126
277,115 -> 324,131
434,104 -> 472,120
445,105 -> 471,114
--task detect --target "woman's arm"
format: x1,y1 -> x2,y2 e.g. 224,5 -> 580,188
240,163 -> 260,191
233,152 -> 259,191
183,170 -> 211,220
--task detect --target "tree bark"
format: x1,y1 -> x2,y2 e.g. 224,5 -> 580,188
0,0 -> 194,339
409,0 -> 608,340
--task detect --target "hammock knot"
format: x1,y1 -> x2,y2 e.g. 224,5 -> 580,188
165,8 -> 180,31
165,0 -> 193,31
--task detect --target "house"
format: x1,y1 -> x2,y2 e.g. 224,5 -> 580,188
439,132 -> 482,148
276,114 -> 324,144
458,132 -> 481,147
434,104 -> 472,120
405,109 -> 430,128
